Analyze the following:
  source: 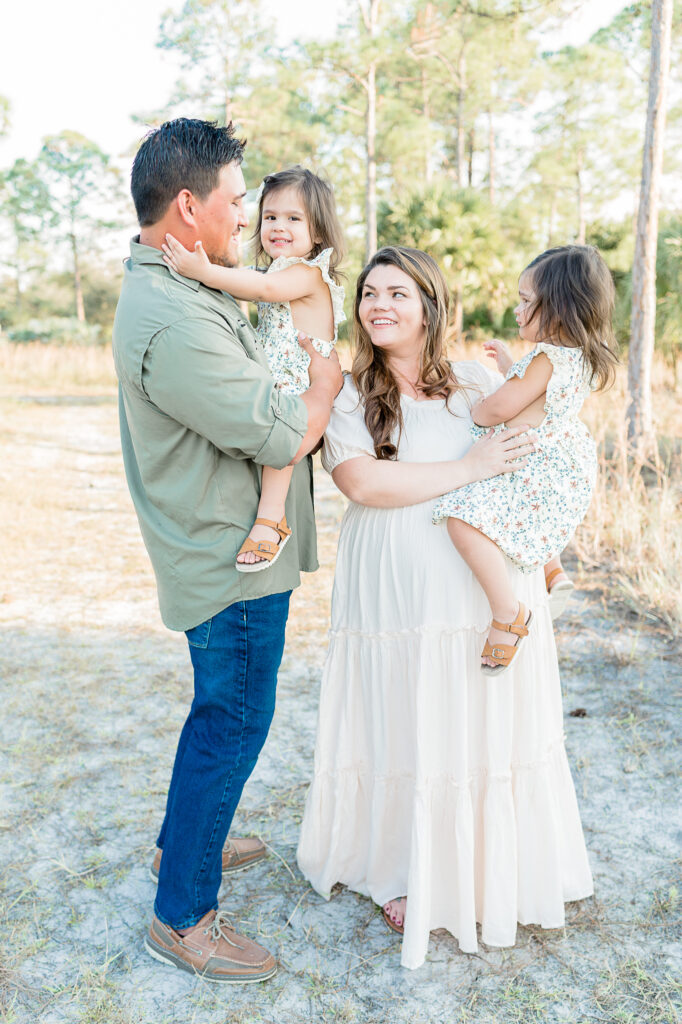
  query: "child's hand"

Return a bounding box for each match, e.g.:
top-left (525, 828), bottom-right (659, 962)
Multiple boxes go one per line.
top-left (162, 234), bottom-right (212, 283)
top-left (483, 338), bottom-right (514, 375)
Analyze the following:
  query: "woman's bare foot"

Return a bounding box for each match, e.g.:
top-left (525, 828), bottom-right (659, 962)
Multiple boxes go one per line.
top-left (383, 897), bottom-right (407, 931)
top-left (236, 521), bottom-right (282, 565)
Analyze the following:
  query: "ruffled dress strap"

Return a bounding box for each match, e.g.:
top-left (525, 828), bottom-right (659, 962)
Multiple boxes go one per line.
top-left (506, 343), bottom-right (586, 382)
top-left (268, 247), bottom-right (346, 340)
top-left (506, 343), bottom-right (591, 420)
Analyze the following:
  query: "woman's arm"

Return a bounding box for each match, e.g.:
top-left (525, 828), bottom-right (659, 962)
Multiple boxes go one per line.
top-left (331, 426), bottom-right (535, 508)
top-left (471, 352), bottom-right (552, 427)
top-left (162, 235), bottom-right (318, 303)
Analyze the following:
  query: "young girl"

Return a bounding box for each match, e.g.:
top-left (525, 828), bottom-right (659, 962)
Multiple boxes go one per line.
top-left (162, 166), bottom-right (345, 571)
top-left (432, 244), bottom-right (618, 675)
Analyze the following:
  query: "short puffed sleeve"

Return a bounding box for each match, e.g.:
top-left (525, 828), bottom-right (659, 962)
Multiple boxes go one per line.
top-left (321, 375), bottom-right (376, 474)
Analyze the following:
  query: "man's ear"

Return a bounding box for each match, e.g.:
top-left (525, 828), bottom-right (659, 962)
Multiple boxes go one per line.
top-left (175, 189), bottom-right (196, 227)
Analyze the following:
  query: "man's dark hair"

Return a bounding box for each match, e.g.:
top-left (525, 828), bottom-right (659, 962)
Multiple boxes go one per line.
top-left (131, 118), bottom-right (246, 227)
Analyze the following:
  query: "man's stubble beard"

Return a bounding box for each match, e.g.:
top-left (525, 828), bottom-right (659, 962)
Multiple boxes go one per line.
top-left (205, 238), bottom-right (240, 269)
top-left (207, 252), bottom-right (239, 268)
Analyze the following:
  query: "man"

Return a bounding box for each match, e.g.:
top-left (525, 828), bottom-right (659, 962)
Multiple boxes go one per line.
top-left (112, 118), bottom-right (342, 983)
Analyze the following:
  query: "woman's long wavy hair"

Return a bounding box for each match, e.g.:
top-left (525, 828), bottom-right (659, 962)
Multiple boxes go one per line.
top-left (352, 246), bottom-right (462, 460)
top-left (524, 245), bottom-right (618, 389)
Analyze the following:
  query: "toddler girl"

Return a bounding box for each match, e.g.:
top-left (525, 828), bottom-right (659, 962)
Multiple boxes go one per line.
top-left (432, 244), bottom-right (618, 675)
top-left (163, 166), bottom-right (345, 571)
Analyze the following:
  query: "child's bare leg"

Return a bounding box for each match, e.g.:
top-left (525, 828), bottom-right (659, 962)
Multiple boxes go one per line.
top-left (447, 518), bottom-right (523, 667)
top-left (237, 465), bottom-right (294, 565)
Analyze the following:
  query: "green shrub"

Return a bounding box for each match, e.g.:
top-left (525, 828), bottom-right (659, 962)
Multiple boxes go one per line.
top-left (7, 317), bottom-right (102, 346)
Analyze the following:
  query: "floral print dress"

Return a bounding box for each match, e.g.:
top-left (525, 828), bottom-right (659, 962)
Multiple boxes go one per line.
top-left (431, 343), bottom-right (598, 571)
top-left (256, 247), bottom-right (345, 396)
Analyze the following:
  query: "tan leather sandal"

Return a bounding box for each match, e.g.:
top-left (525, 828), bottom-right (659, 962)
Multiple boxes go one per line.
top-left (480, 602), bottom-right (533, 677)
top-left (235, 516), bottom-right (292, 574)
top-left (544, 566), bottom-right (574, 621)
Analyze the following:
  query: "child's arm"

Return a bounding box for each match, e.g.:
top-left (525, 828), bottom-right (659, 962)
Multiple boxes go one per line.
top-left (162, 234), bottom-right (320, 303)
top-left (471, 352), bottom-right (552, 427)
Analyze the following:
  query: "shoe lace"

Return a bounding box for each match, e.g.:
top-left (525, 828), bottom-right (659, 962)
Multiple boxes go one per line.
top-left (204, 909), bottom-right (241, 948)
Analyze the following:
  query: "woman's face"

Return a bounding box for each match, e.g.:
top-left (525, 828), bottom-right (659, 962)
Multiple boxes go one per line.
top-left (358, 264), bottom-right (427, 359)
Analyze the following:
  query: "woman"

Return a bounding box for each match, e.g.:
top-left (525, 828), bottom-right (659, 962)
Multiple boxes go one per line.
top-left (296, 246), bottom-right (594, 970)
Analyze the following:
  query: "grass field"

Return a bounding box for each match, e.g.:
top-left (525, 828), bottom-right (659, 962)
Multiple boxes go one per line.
top-left (0, 356), bottom-right (675, 1019)
top-left (0, 340), bottom-right (680, 1023)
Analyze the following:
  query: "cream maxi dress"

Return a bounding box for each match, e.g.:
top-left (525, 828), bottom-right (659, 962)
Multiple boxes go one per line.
top-left (296, 363), bottom-right (594, 971)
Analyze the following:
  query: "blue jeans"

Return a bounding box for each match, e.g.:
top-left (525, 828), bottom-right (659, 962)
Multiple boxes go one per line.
top-left (154, 591), bottom-right (291, 930)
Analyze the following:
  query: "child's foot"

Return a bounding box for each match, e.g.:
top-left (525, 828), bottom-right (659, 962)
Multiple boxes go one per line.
top-left (235, 516), bottom-right (292, 573)
top-left (481, 602), bottom-right (532, 676)
top-left (237, 522), bottom-right (281, 565)
top-left (544, 566), bottom-right (574, 620)
top-left (382, 897), bottom-right (407, 934)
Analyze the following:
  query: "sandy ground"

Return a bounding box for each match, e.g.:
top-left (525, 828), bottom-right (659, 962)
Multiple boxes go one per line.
top-left (0, 391), bottom-right (680, 1024)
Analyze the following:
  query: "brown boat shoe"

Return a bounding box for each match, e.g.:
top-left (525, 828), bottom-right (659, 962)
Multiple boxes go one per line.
top-left (144, 908), bottom-right (277, 983)
top-left (150, 836), bottom-right (267, 884)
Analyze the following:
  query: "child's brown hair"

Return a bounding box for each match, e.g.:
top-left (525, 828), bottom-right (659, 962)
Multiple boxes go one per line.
top-left (251, 166), bottom-right (345, 284)
top-left (524, 244), bottom-right (618, 390)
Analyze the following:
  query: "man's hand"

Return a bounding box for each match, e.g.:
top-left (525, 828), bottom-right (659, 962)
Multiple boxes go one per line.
top-left (482, 338), bottom-right (514, 376)
top-left (299, 333), bottom-right (343, 398)
top-left (291, 335), bottom-right (344, 463)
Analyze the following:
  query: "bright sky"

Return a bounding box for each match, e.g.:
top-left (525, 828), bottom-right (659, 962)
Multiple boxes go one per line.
top-left (2, 0), bottom-right (628, 167)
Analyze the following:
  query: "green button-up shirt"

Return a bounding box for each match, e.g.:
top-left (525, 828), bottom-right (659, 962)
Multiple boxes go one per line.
top-left (112, 238), bottom-right (317, 631)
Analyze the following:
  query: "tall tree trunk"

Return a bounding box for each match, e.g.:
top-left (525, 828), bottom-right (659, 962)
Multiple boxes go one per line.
top-left (453, 284), bottom-right (463, 344)
top-left (363, 0), bottom-right (380, 263)
top-left (223, 51), bottom-right (233, 126)
top-left (548, 193), bottom-right (557, 248)
top-left (365, 58), bottom-right (377, 263)
top-left (455, 48), bottom-right (466, 188)
top-left (70, 229), bottom-right (85, 323)
top-left (14, 234), bottom-right (21, 313)
top-left (627, 0), bottom-right (672, 456)
top-left (422, 68), bottom-right (432, 185)
top-left (467, 126), bottom-right (474, 187)
top-left (576, 147), bottom-right (586, 244)
top-left (487, 108), bottom-right (495, 204)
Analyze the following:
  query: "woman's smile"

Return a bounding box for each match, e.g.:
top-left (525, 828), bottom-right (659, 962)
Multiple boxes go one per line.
top-left (359, 264), bottom-right (426, 354)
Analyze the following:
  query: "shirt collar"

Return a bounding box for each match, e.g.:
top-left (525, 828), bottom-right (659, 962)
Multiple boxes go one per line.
top-left (128, 235), bottom-right (201, 291)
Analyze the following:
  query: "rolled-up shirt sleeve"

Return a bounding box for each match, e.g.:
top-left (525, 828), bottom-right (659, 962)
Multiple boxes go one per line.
top-left (142, 317), bottom-right (308, 469)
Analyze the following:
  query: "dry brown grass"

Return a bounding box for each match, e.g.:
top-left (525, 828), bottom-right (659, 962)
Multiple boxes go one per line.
top-left (575, 361), bottom-right (682, 634)
top-left (0, 341), bottom-right (117, 394)
top-left (1, 340), bottom-right (679, 633)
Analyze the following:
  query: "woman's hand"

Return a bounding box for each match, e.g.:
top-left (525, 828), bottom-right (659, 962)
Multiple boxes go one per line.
top-left (463, 425), bottom-right (536, 483)
top-left (162, 234), bottom-right (212, 282)
top-left (482, 338), bottom-right (514, 375)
